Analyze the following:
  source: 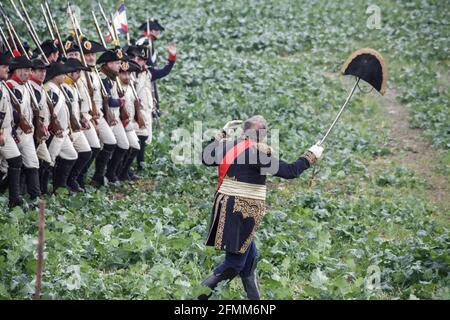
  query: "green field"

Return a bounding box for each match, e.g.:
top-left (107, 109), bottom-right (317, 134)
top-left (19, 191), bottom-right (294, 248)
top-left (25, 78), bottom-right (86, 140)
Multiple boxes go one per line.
top-left (0, 0), bottom-right (448, 299)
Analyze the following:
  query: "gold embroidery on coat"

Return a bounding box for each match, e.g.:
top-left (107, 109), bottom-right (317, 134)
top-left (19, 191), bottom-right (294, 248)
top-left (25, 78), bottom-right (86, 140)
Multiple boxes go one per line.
top-left (214, 194), bottom-right (229, 250)
top-left (232, 196), bottom-right (265, 253)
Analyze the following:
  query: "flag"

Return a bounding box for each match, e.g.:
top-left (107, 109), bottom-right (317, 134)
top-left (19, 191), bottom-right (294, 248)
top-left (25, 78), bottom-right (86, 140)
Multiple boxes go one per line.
top-left (105, 2), bottom-right (128, 42)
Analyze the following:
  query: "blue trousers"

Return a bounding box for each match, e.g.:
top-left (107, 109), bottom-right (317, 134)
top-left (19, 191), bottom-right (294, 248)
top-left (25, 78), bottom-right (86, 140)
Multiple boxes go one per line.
top-left (214, 240), bottom-right (258, 278)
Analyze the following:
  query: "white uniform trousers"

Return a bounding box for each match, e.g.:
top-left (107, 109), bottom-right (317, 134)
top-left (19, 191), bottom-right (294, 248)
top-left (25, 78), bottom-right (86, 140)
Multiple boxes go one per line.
top-left (36, 141), bottom-right (52, 163)
top-left (111, 122), bottom-right (129, 150)
top-left (83, 125), bottom-right (101, 149)
top-left (125, 122), bottom-right (140, 150)
top-left (71, 131), bottom-right (92, 153)
top-left (97, 117), bottom-right (116, 146)
top-left (17, 132), bottom-right (39, 169)
top-left (48, 132), bottom-right (78, 166)
top-left (0, 129), bottom-right (21, 160)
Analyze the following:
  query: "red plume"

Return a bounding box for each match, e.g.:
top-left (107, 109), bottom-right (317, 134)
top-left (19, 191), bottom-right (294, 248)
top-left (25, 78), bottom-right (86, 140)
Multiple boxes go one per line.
top-left (12, 49), bottom-right (21, 57)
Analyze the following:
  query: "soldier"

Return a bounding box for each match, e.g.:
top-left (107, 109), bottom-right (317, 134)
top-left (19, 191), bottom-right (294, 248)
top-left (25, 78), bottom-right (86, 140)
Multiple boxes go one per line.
top-left (28, 59), bottom-right (53, 194)
top-left (7, 55), bottom-right (41, 201)
top-left (127, 43), bottom-right (176, 173)
top-left (136, 19), bottom-right (175, 118)
top-left (61, 58), bottom-right (93, 192)
top-left (34, 40), bottom-right (59, 63)
top-left (93, 47), bottom-right (127, 186)
top-left (64, 35), bottom-right (81, 60)
top-left (199, 116), bottom-right (324, 300)
top-left (44, 62), bottom-right (78, 191)
top-left (116, 59), bottom-right (141, 181)
top-left (0, 51), bottom-right (23, 208)
top-left (77, 37), bottom-right (105, 188)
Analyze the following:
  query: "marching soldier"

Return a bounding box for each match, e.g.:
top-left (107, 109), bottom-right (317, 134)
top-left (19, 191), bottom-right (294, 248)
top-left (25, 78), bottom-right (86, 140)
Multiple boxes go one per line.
top-left (86, 47), bottom-right (119, 188)
top-left (44, 62), bottom-right (78, 191)
top-left (28, 59), bottom-right (53, 194)
top-left (136, 19), bottom-right (175, 117)
top-left (61, 58), bottom-right (93, 192)
top-left (64, 35), bottom-right (81, 60)
top-left (199, 116), bottom-right (324, 300)
top-left (127, 43), bottom-right (176, 173)
top-left (35, 40), bottom-right (60, 63)
top-left (7, 55), bottom-right (41, 201)
top-left (94, 47), bottom-right (130, 184)
top-left (77, 37), bottom-right (105, 188)
top-left (117, 59), bottom-right (141, 181)
top-left (0, 51), bottom-right (23, 208)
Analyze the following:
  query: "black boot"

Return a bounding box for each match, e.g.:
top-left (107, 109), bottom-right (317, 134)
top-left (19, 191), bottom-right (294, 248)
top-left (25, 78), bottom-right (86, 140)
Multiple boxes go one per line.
top-left (136, 135), bottom-right (148, 172)
top-left (7, 156), bottom-right (23, 208)
top-left (92, 144), bottom-right (115, 187)
top-left (67, 151), bottom-right (92, 192)
top-left (118, 148), bottom-right (139, 181)
top-left (24, 168), bottom-right (41, 200)
top-left (78, 147), bottom-right (100, 189)
top-left (53, 157), bottom-right (76, 192)
top-left (0, 170), bottom-right (8, 193)
top-left (241, 258), bottom-right (260, 300)
top-left (105, 147), bottom-right (128, 184)
top-left (198, 267), bottom-right (238, 300)
top-left (39, 161), bottom-right (51, 195)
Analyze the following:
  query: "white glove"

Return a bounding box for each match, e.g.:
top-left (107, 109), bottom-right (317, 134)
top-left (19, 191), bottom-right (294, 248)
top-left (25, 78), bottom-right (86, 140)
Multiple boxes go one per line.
top-left (308, 142), bottom-right (324, 159)
top-left (223, 120), bottom-right (243, 132)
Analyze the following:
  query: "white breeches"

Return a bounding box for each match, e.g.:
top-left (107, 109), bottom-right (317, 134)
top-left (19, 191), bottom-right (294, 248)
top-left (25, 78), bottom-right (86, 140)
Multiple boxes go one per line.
top-left (17, 132), bottom-right (39, 168)
top-left (0, 129), bottom-right (21, 160)
top-left (48, 133), bottom-right (78, 165)
top-left (97, 117), bottom-right (117, 145)
top-left (71, 131), bottom-right (92, 153)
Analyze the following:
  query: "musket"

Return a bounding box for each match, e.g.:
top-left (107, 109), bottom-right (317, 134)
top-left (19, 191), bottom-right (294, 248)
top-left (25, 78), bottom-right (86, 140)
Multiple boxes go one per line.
top-left (7, 3), bottom-right (63, 138)
top-left (129, 82), bottom-right (146, 129)
top-left (67, 3), bottom-right (99, 122)
top-left (43, 0), bottom-right (66, 58)
top-left (91, 9), bottom-right (118, 125)
top-left (60, 84), bottom-right (81, 132)
top-left (1, 7), bottom-right (50, 141)
top-left (0, 11), bottom-right (34, 134)
top-left (40, 4), bottom-right (54, 40)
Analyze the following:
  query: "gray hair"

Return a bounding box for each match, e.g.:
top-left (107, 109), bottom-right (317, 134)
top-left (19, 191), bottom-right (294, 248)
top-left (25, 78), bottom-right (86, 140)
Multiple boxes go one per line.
top-left (243, 115), bottom-right (268, 141)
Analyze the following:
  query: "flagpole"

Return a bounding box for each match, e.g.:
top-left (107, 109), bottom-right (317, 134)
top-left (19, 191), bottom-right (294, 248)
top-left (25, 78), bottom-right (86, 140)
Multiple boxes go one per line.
top-left (122, 0), bottom-right (130, 45)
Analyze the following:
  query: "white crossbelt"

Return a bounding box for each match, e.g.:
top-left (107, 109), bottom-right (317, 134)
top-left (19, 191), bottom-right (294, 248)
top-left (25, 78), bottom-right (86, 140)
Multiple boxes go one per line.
top-left (218, 178), bottom-right (266, 201)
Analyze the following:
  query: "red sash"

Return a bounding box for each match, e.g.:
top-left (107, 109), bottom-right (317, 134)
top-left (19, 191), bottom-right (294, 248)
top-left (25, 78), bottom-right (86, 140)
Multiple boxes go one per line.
top-left (217, 139), bottom-right (256, 190)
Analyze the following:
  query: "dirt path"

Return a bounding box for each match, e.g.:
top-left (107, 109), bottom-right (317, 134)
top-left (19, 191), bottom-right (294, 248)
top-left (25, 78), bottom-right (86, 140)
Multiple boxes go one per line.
top-left (377, 88), bottom-right (449, 208)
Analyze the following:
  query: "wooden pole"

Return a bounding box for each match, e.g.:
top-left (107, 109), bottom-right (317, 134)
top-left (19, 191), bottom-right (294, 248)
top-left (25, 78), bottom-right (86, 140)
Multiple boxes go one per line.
top-left (34, 200), bottom-right (45, 300)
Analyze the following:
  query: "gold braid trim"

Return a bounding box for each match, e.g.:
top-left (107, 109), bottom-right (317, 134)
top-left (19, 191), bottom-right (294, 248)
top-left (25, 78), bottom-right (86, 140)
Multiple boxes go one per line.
top-left (302, 150), bottom-right (317, 165)
top-left (233, 196), bottom-right (265, 254)
top-left (214, 194), bottom-right (229, 250)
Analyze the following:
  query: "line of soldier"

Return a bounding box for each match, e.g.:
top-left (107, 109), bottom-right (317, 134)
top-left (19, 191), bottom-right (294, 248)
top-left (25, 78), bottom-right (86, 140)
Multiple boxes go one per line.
top-left (0, 19), bottom-right (176, 209)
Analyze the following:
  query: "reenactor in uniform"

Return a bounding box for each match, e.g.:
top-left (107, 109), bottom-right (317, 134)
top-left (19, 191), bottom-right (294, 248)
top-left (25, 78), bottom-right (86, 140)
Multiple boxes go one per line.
top-left (199, 116), bottom-right (324, 300)
top-left (76, 37), bottom-right (105, 189)
top-left (117, 58), bottom-right (141, 181)
top-left (28, 59), bottom-right (53, 194)
top-left (44, 62), bottom-right (78, 191)
top-left (64, 35), bottom-right (81, 61)
top-left (136, 19), bottom-right (166, 113)
top-left (7, 55), bottom-right (41, 201)
top-left (0, 51), bottom-right (23, 207)
top-left (127, 43), bottom-right (176, 173)
top-left (35, 40), bottom-right (59, 63)
top-left (92, 47), bottom-right (126, 186)
top-left (61, 58), bottom-right (93, 192)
